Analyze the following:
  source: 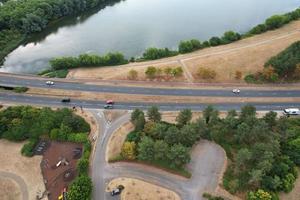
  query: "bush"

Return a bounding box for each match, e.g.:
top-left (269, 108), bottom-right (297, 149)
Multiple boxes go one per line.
top-left (209, 37), bottom-right (222, 46)
top-left (143, 47), bottom-right (178, 60)
top-left (145, 66), bottom-right (157, 79)
top-left (126, 131), bottom-right (142, 143)
top-left (21, 139), bottom-right (38, 157)
top-left (197, 67), bottom-right (217, 80)
top-left (178, 39), bottom-right (202, 53)
top-left (121, 141), bottom-right (136, 160)
top-left (222, 31), bottom-right (241, 44)
top-left (68, 175), bottom-right (92, 200)
top-left (244, 74), bottom-right (257, 83)
top-left (127, 69), bottom-right (138, 80)
top-left (249, 24), bottom-right (267, 35)
top-left (13, 87), bottom-right (28, 93)
top-left (265, 15), bottom-right (288, 29)
top-left (44, 69), bottom-right (69, 78)
top-left (77, 158), bottom-right (89, 175)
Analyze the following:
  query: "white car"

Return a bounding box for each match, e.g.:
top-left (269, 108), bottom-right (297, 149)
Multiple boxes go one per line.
top-left (46, 81), bottom-right (54, 85)
top-left (232, 89), bottom-right (240, 94)
top-left (283, 108), bottom-right (300, 116)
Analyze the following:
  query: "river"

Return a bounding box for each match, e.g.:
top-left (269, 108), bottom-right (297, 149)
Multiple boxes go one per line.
top-left (1, 0), bottom-right (299, 74)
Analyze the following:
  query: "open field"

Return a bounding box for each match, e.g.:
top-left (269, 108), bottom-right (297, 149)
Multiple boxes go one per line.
top-left (68, 20), bottom-right (300, 83)
top-left (106, 177), bottom-right (181, 200)
top-left (0, 140), bottom-right (46, 200)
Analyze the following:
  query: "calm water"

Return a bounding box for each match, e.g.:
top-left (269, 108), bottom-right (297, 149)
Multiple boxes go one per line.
top-left (1, 0), bottom-right (299, 74)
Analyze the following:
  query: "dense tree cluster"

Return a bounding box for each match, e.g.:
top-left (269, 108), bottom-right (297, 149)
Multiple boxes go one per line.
top-left (49, 52), bottom-right (128, 70)
top-left (142, 47), bottom-right (178, 60)
top-left (245, 41), bottom-right (300, 83)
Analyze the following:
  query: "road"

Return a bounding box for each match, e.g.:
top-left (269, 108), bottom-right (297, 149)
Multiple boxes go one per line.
top-left (90, 110), bottom-right (226, 200)
top-left (2, 92), bottom-right (300, 111)
top-left (1, 73), bottom-right (300, 97)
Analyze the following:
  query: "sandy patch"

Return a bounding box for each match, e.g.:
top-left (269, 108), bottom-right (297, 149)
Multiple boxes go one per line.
top-left (106, 122), bottom-right (134, 161)
top-left (68, 20), bottom-right (300, 83)
top-left (280, 168), bottom-right (300, 200)
top-left (106, 177), bottom-right (181, 200)
top-left (0, 140), bottom-right (46, 200)
top-left (26, 87), bottom-right (300, 105)
top-left (0, 177), bottom-right (22, 200)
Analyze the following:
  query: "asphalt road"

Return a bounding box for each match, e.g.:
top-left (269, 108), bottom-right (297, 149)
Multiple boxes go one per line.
top-left (1, 92), bottom-right (300, 111)
top-left (1, 74), bottom-right (300, 97)
top-left (91, 110), bottom-right (226, 200)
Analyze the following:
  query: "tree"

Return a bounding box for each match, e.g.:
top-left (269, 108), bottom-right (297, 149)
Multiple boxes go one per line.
top-left (143, 121), bottom-right (156, 136)
top-left (135, 113), bottom-right (146, 132)
top-left (240, 105), bottom-right (256, 120)
top-left (176, 109), bottom-right (192, 127)
top-left (203, 105), bottom-right (219, 124)
top-left (167, 144), bottom-right (190, 168)
top-left (121, 141), bottom-right (136, 160)
top-left (197, 67), bottom-right (217, 80)
top-left (222, 31), bottom-right (241, 44)
top-left (131, 109), bottom-right (144, 123)
top-left (147, 106), bottom-right (161, 122)
top-left (263, 111), bottom-right (277, 128)
top-left (247, 189), bottom-right (272, 200)
top-left (179, 124), bottom-right (199, 147)
top-left (128, 69), bottom-right (138, 80)
top-left (179, 40), bottom-right (193, 53)
top-left (77, 158), bottom-right (89, 175)
top-left (164, 126), bottom-right (181, 145)
top-left (153, 140), bottom-right (169, 161)
top-left (265, 15), bottom-right (287, 29)
top-left (138, 136), bottom-right (155, 161)
top-left (68, 175), bottom-right (92, 200)
top-left (209, 36), bottom-right (222, 46)
top-left (145, 66), bottom-right (157, 79)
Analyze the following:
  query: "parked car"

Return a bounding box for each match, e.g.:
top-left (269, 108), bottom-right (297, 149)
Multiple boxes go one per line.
top-left (104, 104), bottom-right (113, 109)
top-left (283, 108), bottom-right (300, 116)
top-left (106, 100), bottom-right (114, 104)
top-left (232, 89), bottom-right (240, 94)
top-left (111, 185), bottom-right (125, 196)
top-left (61, 98), bottom-right (71, 103)
top-left (46, 81), bottom-right (54, 85)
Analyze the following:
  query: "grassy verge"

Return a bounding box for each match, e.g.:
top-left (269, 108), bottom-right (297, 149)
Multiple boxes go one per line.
top-left (108, 155), bottom-right (192, 178)
top-left (39, 69), bottom-right (69, 78)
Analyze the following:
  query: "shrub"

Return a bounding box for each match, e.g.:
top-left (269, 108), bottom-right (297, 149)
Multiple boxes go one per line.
top-left (13, 87), bottom-right (28, 93)
top-left (127, 69), bottom-right (138, 80)
top-left (197, 67), bottom-right (217, 80)
top-left (21, 139), bottom-right (38, 157)
top-left (68, 175), bottom-right (92, 200)
top-left (126, 131), bottom-right (142, 143)
top-left (77, 158), bottom-right (89, 175)
top-left (209, 37), bottom-right (222, 46)
top-left (121, 141), bottom-right (136, 160)
top-left (178, 39), bottom-right (202, 53)
top-left (244, 74), bottom-right (257, 83)
top-left (265, 15), bottom-right (288, 29)
top-left (249, 24), bottom-right (267, 35)
top-left (222, 31), bottom-right (241, 44)
top-left (143, 48), bottom-right (178, 60)
top-left (247, 189), bottom-right (272, 200)
top-left (145, 66), bottom-right (157, 79)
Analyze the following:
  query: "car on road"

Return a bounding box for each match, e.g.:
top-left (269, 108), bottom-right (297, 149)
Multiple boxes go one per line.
top-left (111, 185), bottom-right (124, 196)
top-left (106, 100), bottom-right (114, 104)
top-left (61, 98), bottom-right (71, 103)
top-left (232, 89), bottom-right (240, 94)
top-left (46, 81), bottom-right (54, 85)
top-left (104, 104), bottom-right (113, 109)
top-left (283, 108), bottom-right (300, 116)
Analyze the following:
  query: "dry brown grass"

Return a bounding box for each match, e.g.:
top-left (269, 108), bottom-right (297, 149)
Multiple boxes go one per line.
top-left (0, 140), bottom-right (46, 200)
top-left (68, 20), bottom-right (300, 83)
top-left (106, 122), bottom-right (134, 161)
top-left (0, 178), bottom-right (22, 200)
top-left (106, 177), bottom-right (181, 200)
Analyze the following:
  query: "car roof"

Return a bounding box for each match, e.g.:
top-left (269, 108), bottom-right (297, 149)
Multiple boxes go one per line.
top-left (285, 108), bottom-right (299, 112)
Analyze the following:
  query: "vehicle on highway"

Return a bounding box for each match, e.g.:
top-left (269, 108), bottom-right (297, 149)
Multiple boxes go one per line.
top-left (111, 185), bottom-right (124, 196)
top-left (283, 108), bottom-right (300, 116)
top-left (232, 89), bottom-right (240, 94)
top-left (46, 81), bottom-right (54, 85)
top-left (61, 98), bottom-right (71, 103)
top-left (104, 104), bottom-right (113, 109)
top-left (106, 100), bottom-right (114, 104)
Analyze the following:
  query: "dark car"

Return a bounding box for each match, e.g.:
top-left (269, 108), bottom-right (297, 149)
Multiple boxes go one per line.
top-left (61, 98), bottom-right (71, 103)
top-left (111, 185), bottom-right (124, 196)
top-left (104, 104), bottom-right (113, 109)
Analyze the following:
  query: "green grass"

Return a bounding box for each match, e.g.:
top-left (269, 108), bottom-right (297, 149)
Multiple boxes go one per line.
top-left (13, 87), bottom-right (29, 93)
top-left (43, 69), bottom-right (69, 78)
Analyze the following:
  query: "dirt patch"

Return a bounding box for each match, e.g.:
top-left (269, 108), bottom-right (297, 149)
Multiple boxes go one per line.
top-left (103, 110), bottom-right (128, 122)
top-left (106, 122), bottom-right (134, 161)
top-left (27, 87), bottom-right (300, 105)
top-left (0, 177), bottom-right (22, 200)
top-left (280, 168), bottom-right (300, 200)
top-left (106, 177), bottom-right (181, 200)
top-left (68, 20), bottom-right (300, 83)
top-left (41, 141), bottom-right (82, 200)
top-left (0, 139), bottom-right (45, 200)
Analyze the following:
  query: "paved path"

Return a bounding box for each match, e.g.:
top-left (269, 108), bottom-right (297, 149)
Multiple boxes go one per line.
top-left (0, 171), bottom-right (29, 200)
top-left (91, 110), bottom-right (226, 200)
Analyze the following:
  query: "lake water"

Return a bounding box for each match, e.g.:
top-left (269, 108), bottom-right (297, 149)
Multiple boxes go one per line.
top-left (1, 0), bottom-right (299, 74)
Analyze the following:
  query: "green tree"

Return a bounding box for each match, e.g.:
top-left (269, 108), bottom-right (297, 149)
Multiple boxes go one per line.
top-left (121, 141), bottom-right (136, 160)
top-left (164, 126), bottom-right (181, 145)
top-left (153, 140), bottom-right (169, 161)
top-left (138, 136), bottom-right (155, 161)
top-left (135, 113), bottom-right (146, 132)
top-left (147, 106), bottom-right (161, 122)
top-left (247, 189), bottom-right (272, 200)
top-left (179, 40), bottom-right (193, 53)
top-left (131, 109), bottom-right (144, 123)
top-left (209, 36), bottom-right (222, 46)
top-left (240, 105), bottom-right (256, 120)
top-left (265, 15), bottom-right (287, 29)
top-left (176, 109), bottom-right (192, 127)
top-left (145, 66), bottom-right (157, 79)
top-left (167, 144), bottom-right (190, 168)
top-left (222, 31), bottom-right (241, 44)
top-left (203, 105), bottom-right (219, 124)
top-left (263, 111), bottom-right (277, 128)
top-left (77, 159), bottom-right (89, 175)
top-left (68, 175), bottom-right (92, 200)
top-left (179, 124), bottom-right (199, 147)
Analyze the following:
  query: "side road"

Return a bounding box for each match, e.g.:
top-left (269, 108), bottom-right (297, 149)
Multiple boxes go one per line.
top-left (90, 110), bottom-right (226, 200)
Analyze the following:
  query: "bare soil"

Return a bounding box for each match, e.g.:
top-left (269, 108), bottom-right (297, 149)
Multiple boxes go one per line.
top-left (68, 20), bottom-right (300, 83)
top-left (106, 122), bottom-right (134, 161)
top-left (0, 177), bottom-right (22, 200)
top-left (0, 140), bottom-right (45, 200)
top-left (41, 141), bottom-right (82, 200)
top-left (106, 177), bottom-right (181, 200)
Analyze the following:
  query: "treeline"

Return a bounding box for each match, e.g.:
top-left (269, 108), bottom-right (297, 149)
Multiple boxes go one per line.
top-left (49, 52), bottom-right (128, 70)
top-left (245, 41), bottom-right (300, 83)
top-left (0, 0), bottom-right (123, 64)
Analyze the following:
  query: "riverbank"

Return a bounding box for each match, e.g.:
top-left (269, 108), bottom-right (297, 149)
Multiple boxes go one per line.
top-left (68, 19), bottom-right (300, 83)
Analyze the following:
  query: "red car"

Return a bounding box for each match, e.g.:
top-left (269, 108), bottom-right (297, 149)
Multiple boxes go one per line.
top-left (106, 100), bottom-right (114, 104)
